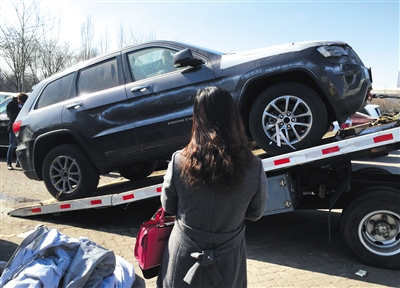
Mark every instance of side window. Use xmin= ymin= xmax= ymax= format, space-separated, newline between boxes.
xmin=77 ymin=58 xmax=118 ymax=95
xmin=127 ymin=48 xmax=177 ymax=82
xmin=0 ymin=98 xmax=11 ymax=114
xmin=35 ymin=73 xmax=74 ymax=109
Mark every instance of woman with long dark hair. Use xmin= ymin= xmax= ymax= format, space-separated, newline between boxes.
xmin=157 ymin=86 xmax=267 ymax=287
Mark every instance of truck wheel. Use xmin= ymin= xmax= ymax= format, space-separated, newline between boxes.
xmin=341 ymin=187 xmax=400 ymax=270
xmin=42 ymin=144 xmax=99 ymax=200
xmin=249 ymin=82 xmax=328 ymax=155
xmin=118 ymin=161 xmax=158 ymax=180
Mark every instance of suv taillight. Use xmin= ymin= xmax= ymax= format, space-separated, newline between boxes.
xmin=13 ymin=120 xmax=22 ymax=134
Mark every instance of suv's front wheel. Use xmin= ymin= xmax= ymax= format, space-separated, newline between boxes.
xmin=249 ymin=82 xmax=328 ymax=155
xmin=42 ymin=144 xmax=100 ymax=200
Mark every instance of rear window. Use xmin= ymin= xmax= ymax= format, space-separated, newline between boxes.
xmin=77 ymin=58 xmax=118 ymax=95
xmin=35 ymin=73 xmax=74 ymax=109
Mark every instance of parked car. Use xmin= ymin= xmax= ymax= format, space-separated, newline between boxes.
xmin=0 ymin=92 xmax=17 ymax=102
xmin=0 ymin=96 xmax=14 ymax=148
xmin=14 ymin=40 xmax=372 ymax=200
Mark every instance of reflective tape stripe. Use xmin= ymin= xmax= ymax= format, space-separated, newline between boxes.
xmin=60 ymin=204 xmax=71 ymax=209
xmin=322 ymin=146 xmax=339 ymax=155
xmin=355 ymin=139 xmax=370 ymax=147
xmin=91 ymin=199 xmax=102 ymax=205
xmin=264 ymin=128 xmax=398 ymax=172
xmin=274 ymin=158 xmax=290 ymax=165
xmin=305 ymin=150 xmax=321 ymax=159
xmin=374 ymin=133 xmax=393 ymax=143
xmin=122 ymin=194 xmax=134 ymax=201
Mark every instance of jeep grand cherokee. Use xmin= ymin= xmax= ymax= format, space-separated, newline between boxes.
xmin=14 ymin=40 xmax=372 ymax=200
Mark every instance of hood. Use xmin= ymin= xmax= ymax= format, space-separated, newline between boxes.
xmin=220 ymin=40 xmax=347 ymax=70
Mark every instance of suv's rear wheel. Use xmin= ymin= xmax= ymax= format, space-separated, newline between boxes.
xmin=249 ymin=82 xmax=328 ymax=155
xmin=42 ymin=144 xmax=99 ymax=200
xmin=118 ymin=161 xmax=158 ymax=180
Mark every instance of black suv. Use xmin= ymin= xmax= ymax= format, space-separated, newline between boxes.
xmin=14 ymin=40 xmax=372 ymax=200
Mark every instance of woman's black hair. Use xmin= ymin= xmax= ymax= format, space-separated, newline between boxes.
xmin=181 ymin=86 xmax=253 ymax=190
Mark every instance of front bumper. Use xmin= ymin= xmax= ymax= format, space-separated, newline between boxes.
xmin=325 ymin=64 xmax=372 ymax=123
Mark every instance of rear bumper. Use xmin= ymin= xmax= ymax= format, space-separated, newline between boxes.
xmin=21 ymin=168 xmax=38 ymax=180
xmin=15 ymin=142 xmax=40 ymax=181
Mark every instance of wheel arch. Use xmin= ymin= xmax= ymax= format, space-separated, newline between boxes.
xmin=341 ymin=185 xmax=400 ymax=215
xmin=238 ymin=69 xmax=336 ymax=138
xmin=32 ymin=130 xmax=100 ymax=180
xmin=338 ymin=173 xmax=400 ymax=212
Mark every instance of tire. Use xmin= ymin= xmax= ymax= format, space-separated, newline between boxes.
xmin=249 ymin=82 xmax=328 ymax=155
xmin=341 ymin=187 xmax=400 ymax=270
xmin=118 ymin=161 xmax=158 ymax=180
xmin=42 ymin=144 xmax=100 ymax=200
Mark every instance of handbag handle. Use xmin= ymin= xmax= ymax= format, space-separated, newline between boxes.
xmin=159 ymin=207 xmax=166 ymax=227
xmin=153 ymin=207 xmax=166 ymax=227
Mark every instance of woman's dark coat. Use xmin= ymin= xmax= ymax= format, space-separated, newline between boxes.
xmin=157 ymin=151 xmax=268 ymax=287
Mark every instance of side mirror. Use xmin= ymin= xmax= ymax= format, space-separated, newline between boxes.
xmin=173 ymin=49 xmax=203 ymax=68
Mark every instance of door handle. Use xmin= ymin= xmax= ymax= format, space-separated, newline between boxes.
xmin=131 ymin=85 xmax=150 ymax=92
xmin=66 ymin=102 xmax=83 ymax=109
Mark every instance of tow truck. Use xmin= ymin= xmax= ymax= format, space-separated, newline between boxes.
xmin=8 ymin=114 xmax=400 ymax=270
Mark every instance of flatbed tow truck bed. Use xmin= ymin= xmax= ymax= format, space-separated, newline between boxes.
xmin=8 ymin=115 xmax=400 ymax=270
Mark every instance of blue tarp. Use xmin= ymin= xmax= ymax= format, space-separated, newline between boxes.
xmin=0 ymin=225 xmax=135 ymax=288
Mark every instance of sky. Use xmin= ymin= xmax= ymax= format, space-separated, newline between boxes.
xmin=2 ymin=0 xmax=399 ymax=88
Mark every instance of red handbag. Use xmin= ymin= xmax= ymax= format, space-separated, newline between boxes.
xmin=134 ymin=207 xmax=175 ymax=279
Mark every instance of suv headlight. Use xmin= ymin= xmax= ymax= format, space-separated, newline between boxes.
xmin=317 ymin=46 xmax=348 ymax=58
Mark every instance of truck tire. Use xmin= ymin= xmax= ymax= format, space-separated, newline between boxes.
xmin=341 ymin=187 xmax=400 ymax=270
xmin=42 ymin=144 xmax=100 ymax=200
xmin=249 ymin=82 xmax=328 ymax=155
xmin=118 ymin=161 xmax=158 ymax=180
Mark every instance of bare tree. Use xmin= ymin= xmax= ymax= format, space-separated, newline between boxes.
xmin=26 ymin=17 xmax=76 ymax=84
xmin=129 ymin=27 xmax=156 ymax=45
xmin=117 ymin=23 xmax=126 ymax=50
xmin=78 ymin=15 xmax=98 ymax=61
xmin=0 ymin=0 xmax=71 ymax=92
xmin=98 ymin=27 xmax=110 ymax=55
xmin=0 ymin=2 xmax=157 ymax=93
xmin=0 ymin=0 xmax=44 ymax=91
xmin=117 ymin=22 xmax=156 ymax=49
xmin=30 ymin=39 xmax=75 ymax=82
